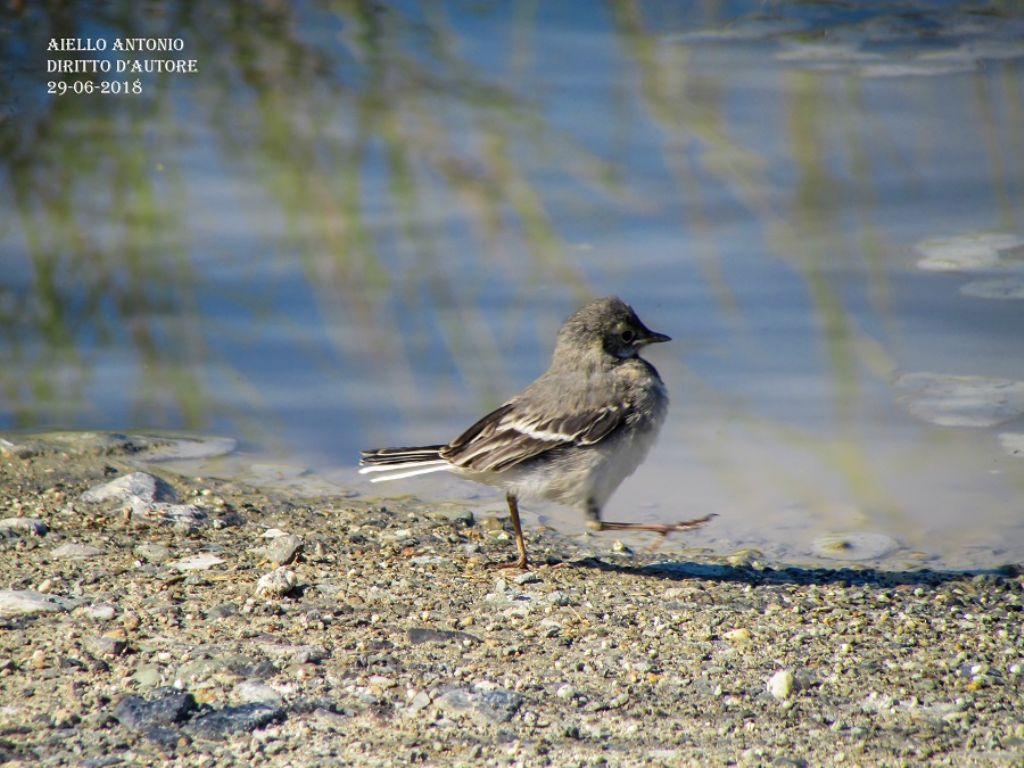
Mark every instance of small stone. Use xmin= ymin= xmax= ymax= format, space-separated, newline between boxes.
xmin=555 ymin=684 xmax=575 ymax=699
xmin=29 ymin=649 xmax=47 ymax=670
xmin=185 ymin=702 xmax=285 ymax=740
xmin=85 ymin=604 xmax=117 ymax=621
xmin=171 ymin=553 xmax=225 ymax=572
xmin=80 ymin=472 xmax=178 ymax=505
xmin=113 ymin=690 xmax=198 ymax=731
xmin=133 ymin=665 xmax=163 ymax=688
xmin=141 ymin=503 xmax=208 ymax=528
xmin=430 ymin=506 xmax=475 ymax=525
xmin=0 ymin=517 xmax=48 ymax=536
xmin=252 ymin=638 xmax=326 ymax=665
xmin=407 ymin=690 xmax=432 ymax=713
xmin=88 ymin=634 xmax=127 ymax=657
xmin=768 ymin=669 xmax=795 ymax=700
xmin=134 ymin=543 xmax=172 ymax=563
xmin=545 ymin=590 xmax=571 ymax=607
xmin=513 ymin=571 xmax=541 ymax=586
xmin=0 ymin=589 xmax=74 ymax=617
xmin=811 ymin=532 xmax=898 ymax=562
xmin=263 ymin=534 xmax=303 ymax=566
xmin=434 ymin=685 xmax=523 ymax=724
xmin=206 ymin=603 xmax=238 ymax=620
xmin=407 ymin=628 xmax=482 ymax=646
xmin=254 ymin=568 xmax=298 ymax=598
xmin=724 ymin=628 xmax=753 ymax=644
xmin=51 ymin=542 xmax=105 ymax=559
xmin=233 ymin=680 xmax=284 ymax=707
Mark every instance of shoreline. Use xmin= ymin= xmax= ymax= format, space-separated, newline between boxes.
xmin=0 ymin=433 xmax=1021 ymax=766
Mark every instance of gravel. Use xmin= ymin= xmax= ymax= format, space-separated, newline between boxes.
xmin=0 ymin=431 xmax=1022 ymax=766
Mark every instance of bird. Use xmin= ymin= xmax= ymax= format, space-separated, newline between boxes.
xmin=359 ymin=296 xmax=714 ymax=568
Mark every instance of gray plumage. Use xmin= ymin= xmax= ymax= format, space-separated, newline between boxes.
xmin=360 ymin=296 xmax=713 ymax=568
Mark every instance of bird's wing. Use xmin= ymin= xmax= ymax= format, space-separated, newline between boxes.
xmin=440 ymin=399 xmax=626 ymax=472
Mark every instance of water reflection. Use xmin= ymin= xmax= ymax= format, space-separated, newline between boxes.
xmin=1 ymin=1 xmax=1023 ymax=567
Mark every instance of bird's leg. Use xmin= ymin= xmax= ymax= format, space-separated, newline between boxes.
xmin=487 ymin=493 xmax=529 ymax=570
xmin=586 ymin=499 xmax=715 ymax=549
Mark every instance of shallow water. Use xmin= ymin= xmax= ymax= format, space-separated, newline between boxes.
xmin=2 ymin=1 xmax=1023 ymax=569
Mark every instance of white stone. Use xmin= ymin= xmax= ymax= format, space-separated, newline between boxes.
xmin=80 ymin=472 xmax=177 ymax=505
xmin=51 ymin=543 xmax=104 ymax=559
xmin=233 ymin=680 xmax=284 ymax=706
xmin=171 ymin=553 xmax=224 ymax=571
xmin=768 ymin=669 xmax=795 ymax=700
xmin=0 ymin=590 xmax=74 ymax=617
xmin=255 ymin=567 xmax=297 ymax=598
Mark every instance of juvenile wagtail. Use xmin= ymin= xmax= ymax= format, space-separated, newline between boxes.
xmin=359 ymin=296 xmax=714 ymax=568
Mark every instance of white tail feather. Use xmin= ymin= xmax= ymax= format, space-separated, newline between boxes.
xmin=359 ymin=460 xmax=448 ymax=475
xmin=365 ymin=464 xmax=452 ymax=482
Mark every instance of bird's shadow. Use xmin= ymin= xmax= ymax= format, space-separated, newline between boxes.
xmin=569 ymin=556 xmax=1015 ymax=588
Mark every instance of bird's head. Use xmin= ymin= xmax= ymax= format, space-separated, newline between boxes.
xmin=555 ymin=296 xmax=671 ymax=362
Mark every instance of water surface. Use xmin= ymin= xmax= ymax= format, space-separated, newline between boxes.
xmin=2 ymin=1 xmax=1023 ymax=569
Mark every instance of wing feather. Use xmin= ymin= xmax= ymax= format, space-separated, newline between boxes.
xmin=440 ymin=399 xmax=627 ymax=472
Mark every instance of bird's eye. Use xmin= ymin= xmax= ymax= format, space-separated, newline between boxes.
xmin=620 ymin=329 xmax=636 ymax=343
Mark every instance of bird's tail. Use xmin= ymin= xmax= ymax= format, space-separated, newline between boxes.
xmin=358 ymin=445 xmax=450 ymax=482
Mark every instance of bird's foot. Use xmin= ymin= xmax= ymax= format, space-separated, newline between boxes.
xmin=595 ymin=514 xmax=717 ymax=551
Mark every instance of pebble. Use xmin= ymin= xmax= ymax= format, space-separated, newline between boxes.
xmin=51 ymin=542 xmax=105 ymax=559
xmin=133 ymin=665 xmax=163 ymax=688
xmin=429 ymin=506 xmax=475 ymax=525
xmin=513 ymin=571 xmax=541 ymax=586
xmin=723 ymin=627 xmax=752 ymax=644
xmin=0 ymin=517 xmax=48 ymax=536
xmin=84 ymin=604 xmax=117 ymax=621
xmin=251 ymin=638 xmax=326 ymax=665
xmin=0 ymin=589 xmax=73 ymax=617
xmin=113 ymin=689 xmax=198 ymax=731
xmin=545 ymin=590 xmax=571 ymax=606
xmin=185 ymin=702 xmax=285 ymax=740
xmin=407 ymin=627 xmax=481 ymax=645
xmin=141 ymin=502 xmax=209 ymax=528
xmin=434 ymin=685 xmax=523 ymax=724
xmin=233 ymin=680 xmax=285 ymax=707
xmin=134 ymin=543 xmax=173 ymax=562
xmin=171 ymin=553 xmax=225 ymax=572
xmin=263 ymin=534 xmax=303 ymax=565
xmin=407 ymin=690 xmax=432 ymax=714
xmin=811 ymin=532 xmax=898 ymax=561
xmin=80 ymin=471 xmax=178 ymax=505
xmin=768 ymin=669 xmax=795 ymax=700
xmin=255 ymin=567 xmax=298 ymax=598
xmin=87 ymin=633 xmax=127 ymax=657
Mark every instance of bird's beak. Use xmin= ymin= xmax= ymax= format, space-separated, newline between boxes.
xmin=639 ymin=328 xmax=671 ymax=345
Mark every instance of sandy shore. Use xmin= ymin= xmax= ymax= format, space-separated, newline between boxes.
xmin=0 ymin=433 xmax=1021 ymax=766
